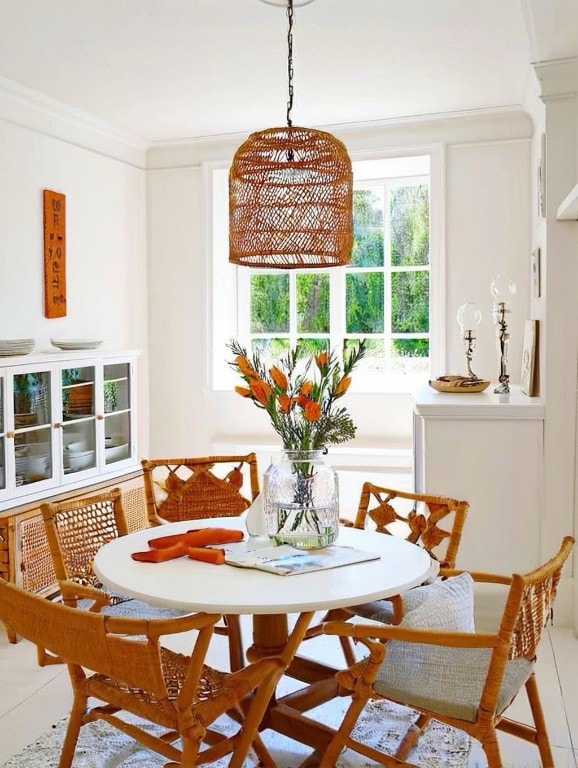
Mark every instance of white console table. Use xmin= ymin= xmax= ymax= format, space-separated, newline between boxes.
xmin=411 ymin=384 xmax=545 ymax=574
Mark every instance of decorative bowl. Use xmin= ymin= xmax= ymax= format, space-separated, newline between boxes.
xmin=429 ymin=376 xmax=491 ymax=394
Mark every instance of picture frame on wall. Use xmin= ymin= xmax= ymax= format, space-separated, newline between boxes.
xmin=520 ymin=319 xmax=538 ymax=396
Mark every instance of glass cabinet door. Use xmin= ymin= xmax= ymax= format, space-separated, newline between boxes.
xmin=61 ymin=364 xmax=97 ymax=477
xmin=0 ymin=374 xmax=5 ymax=492
xmin=13 ymin=369 xmax=54 ymax=488
xmin=102 ymin=362 xmax=132 ymax=466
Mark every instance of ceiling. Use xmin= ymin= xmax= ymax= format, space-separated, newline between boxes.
xmin=0 ymin=1 xmax=575 ymax=145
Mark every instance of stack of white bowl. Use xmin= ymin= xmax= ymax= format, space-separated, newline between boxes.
xmin=64 ymin=441 xmax=95 ymax=471
xmin=0 ymin=338 xmax=35 ymax=356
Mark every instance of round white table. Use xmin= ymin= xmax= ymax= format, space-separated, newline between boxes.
xmin=94 ymin=517 xmax=435 ymax=755
xmin=93 ymin=516 xmax=435 ymax=617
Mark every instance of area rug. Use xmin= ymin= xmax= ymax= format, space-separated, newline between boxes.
xmin=3 ymin=698 xmax=471 ymax=768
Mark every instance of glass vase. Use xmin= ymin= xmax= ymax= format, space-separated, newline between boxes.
xmin=264 ymin=449 xmax=339 ymax=549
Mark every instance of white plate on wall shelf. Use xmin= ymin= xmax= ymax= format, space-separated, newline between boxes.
xmin=51 ymin=339 xmax=103 ymax=350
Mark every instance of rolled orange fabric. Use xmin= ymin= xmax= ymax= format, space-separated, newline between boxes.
xmin=185 ymin=546 xmax=226 ymax=565
xmin=131 ymin=541 xmax=186 ymax=563
xmin=148 ymin=528 xmax=244 ymax=550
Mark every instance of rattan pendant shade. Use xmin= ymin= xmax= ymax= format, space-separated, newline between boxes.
xmin=229 ymin=0 xmax=353 ymax=269
xmin=229 ymin=125 xmax=353 ymax=268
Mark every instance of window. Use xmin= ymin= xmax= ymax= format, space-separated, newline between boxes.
xmin=208 ymin=150 xmax=442 ymax=392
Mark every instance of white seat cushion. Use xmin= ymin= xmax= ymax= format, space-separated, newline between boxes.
xmin=373 ymin=572 xmax=534 ymax=722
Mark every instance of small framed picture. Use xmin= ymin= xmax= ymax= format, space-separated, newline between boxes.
xmin=520 ymin=320 xmax=538 ymax=396
xmin=532 ymin=247 xmax=541 ymax=298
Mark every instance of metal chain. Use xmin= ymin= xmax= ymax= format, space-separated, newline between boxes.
xmin=286 ymin=0 xmax=294 ymax=127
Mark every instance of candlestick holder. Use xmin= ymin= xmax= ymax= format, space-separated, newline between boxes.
xmin=490 ymin=275 xmax=516 ymax=394
xmin=456 ymin=302 xmax=482 ymax=380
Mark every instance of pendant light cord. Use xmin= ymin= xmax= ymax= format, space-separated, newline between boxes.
xmin=286 ymin=0 xmax=294 ymax=127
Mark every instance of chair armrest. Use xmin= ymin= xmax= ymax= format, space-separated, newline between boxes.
xmin=59 ymin=580 xmax=112 ymax=612
xmin=438 ymin=567 xmax=512 ymax=586
xmin=322 ymin=619 xmax=500 ymax=650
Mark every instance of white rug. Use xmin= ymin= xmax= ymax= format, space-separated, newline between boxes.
xmin=3 ymin=698 xmax=471 ymax=768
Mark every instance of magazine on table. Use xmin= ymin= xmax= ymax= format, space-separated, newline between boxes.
xmin=224 ymin=543 xmax=380 ymax=576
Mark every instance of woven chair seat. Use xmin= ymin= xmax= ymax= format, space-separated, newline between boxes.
xmin=374 ymin=647 xmax=534 ymax=723
xmin=87 ymin=648 xmax=232 ymax=729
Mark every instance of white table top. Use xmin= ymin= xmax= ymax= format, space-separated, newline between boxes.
xmin=93 ymin=518 xmax=435 ymax=615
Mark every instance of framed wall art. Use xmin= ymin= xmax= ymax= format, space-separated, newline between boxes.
xmin=520 ymin=319 xmax=538 ymax=396
xmin=43 ymin=189 xmax=67 ymax=318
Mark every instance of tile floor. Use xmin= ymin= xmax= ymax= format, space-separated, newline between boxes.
xmin=0 ymin=616 xmax=577 ymax=767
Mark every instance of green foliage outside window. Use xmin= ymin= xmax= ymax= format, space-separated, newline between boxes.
xmin=297 ymin=273 xmax=329 ymax=333
xmin=391 ymin=185 xmax=429 ymax=267
xmin=250 ymin=274 xmax=289 ymax=333
xmin=391 ymin=271 xmax=430 ymax=333
xmin=351 ymin=189 xmax=384 ymax=268
xmin=346 ymin=273 xmax=384 ymax=333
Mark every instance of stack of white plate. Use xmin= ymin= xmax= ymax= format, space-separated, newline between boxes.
xmin=15 ymin=453 xmax=48 ymax=478
xmin=0 ymin=338 xmax=35 ymax=356
xmin=51 ymin=338 xmax=103 ymax=351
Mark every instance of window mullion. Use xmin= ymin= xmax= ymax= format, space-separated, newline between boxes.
xmin=384 ymin=182 xmax=392 ymax=372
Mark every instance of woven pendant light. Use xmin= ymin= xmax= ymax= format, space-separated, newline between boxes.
xmin=229 ymin=0 xmax=353 ymax=269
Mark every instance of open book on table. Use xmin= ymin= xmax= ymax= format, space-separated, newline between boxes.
xmin=224 ymin=544 xmax=380 ymax=576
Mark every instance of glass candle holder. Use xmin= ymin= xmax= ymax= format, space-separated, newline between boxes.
xmin=456 ymin=302 xmax=482 ymax=380
xmin=490 ymin=275 xmax=516 ymax=394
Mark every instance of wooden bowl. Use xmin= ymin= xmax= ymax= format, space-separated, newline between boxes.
xmin=429 ymin=376 xmax=491 ymax=394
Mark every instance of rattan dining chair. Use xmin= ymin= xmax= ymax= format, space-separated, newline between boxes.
xmin=141 ymin=453 xmax=260 ymax=671
xmin=317 ymin=536 xmax=574 ymax=768
xmin=39 ymin=487 xmax=183 ymax=666
xmin=0 ymin=577 xmax=315 ymax=768
xmin=304 ymin=484 xmax=469 ymax=664
xmin=141 ymin=453 xmax=260 ymax=526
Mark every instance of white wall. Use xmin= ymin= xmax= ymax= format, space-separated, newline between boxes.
xmin=0 ymin=85 xmax=150 ymax=451
xmin=146 ymin=110 xmax=532 ymax=464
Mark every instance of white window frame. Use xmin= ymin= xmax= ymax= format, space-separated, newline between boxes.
xmin=205 ymin=144 xmax=445 ymax=393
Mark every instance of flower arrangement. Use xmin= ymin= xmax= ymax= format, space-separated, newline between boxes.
xmin=227 ymin=339 xmax=367 ymax=452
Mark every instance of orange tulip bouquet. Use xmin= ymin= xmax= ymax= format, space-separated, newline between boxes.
xmin=227 ymin=339 xmax=367 ymax=547
xmin=227 ymin=339 xmax=367 ymax=452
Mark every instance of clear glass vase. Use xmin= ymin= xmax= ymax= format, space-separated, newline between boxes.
xmin=264 ymin=449 xmax=339 ymax=549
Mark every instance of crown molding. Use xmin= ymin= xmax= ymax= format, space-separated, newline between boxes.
xmin=147 ymin=106 xmax=533 ymax=170
xmin=0 ymin=76 xmax=149 ymax=169
xmin=533 ymin=57 xmax=578 ymax=100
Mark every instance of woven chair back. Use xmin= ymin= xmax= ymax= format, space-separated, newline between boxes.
xmin=354 ymin=483 xmax=469 ymax=568
xmin=141 ymin=454 xmax=260 ymax=525
xmin=502 ymin=536 xmax=574 ymax=661
xmin=41 ymin=488 xmax=128 ymax=596
xmin=0 ymin=576 xmax=216 ymax=699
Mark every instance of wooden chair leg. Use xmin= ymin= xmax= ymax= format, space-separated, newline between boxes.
xmin=4 ymin=622 xmax=17 ymax=644
xmin=225 ymin=614 xmax=245 ymax=671
xmin=481 ymin=727 xmax=503 ymax=768
xmin=394 ymin=712 xmax=431 ymax=760
xmin=318 ymin=694 xmax=369 ymax=767
xmin=37 ymin=644 xmax=64 ymax=666
xmin=525 ymin=673 xmax=555 ymax=768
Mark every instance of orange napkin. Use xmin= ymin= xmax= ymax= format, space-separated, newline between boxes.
xmin=131 ymin=527 xmax=244 ymax=564
xmin=147 ymin=527 xmax=244 ymax=549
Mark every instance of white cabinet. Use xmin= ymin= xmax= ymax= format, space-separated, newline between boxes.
xmin=0 ymin=350 xmax=139 ymax=511
xmin=411 ymin=385 xmax=545 ymax=574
